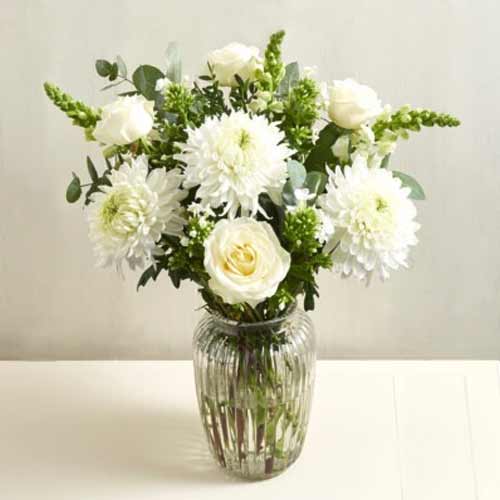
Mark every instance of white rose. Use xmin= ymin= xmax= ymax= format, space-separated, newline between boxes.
xmin=94 ymin=95 xmax=155 ymax=146
xmin=324 ymin=79 xmax=382 ymax=129
xmin=207 ymin=42 xmax=263 ymax=87
xmin=204 ymin=218 xmax=291 ymax=306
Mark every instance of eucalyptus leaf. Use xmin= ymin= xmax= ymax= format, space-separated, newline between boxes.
xmin=287 ymin=159 xmax=307 ymax=188
xmin=277 ymin=62 xmax=299 ymax=96
xmin=109 ymin=63 xmax=119 ymax=81
xmin=132 ymin=65 xmax=164 ymax=100
xmin=304 ymin=171 xmax=327 ymax=196
xmin=165 ymin=42 xmax=182 ymax=83
xmin=115 ymin=55 xmax=127 ymax=78
xmin=86 ymin=156 xmax=98 ymax=182
xmin=95 ymin=59 xmax=112 ymax=77
xmin=282 ymin=180 xmax=297 ymax=206
xmin=66 ymin=173 xmax=82 ymax=203
xmin=392 ymin=170 xmax=426 ymax=200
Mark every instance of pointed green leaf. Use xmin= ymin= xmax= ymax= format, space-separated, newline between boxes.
xmin=165 ymin=42 xmax=182 ymax=83
xmin=66 ymin=173 xmax=82 ymax=203
xmin=95 ymin=59 xmax=112 ymax=77
xmin=86 ymin=156 xmax=98 ymax=182
xmin=392 ymin=170 xmax=426 ymax=200
xmin=132 ymin=65 xmax=164 ymax=100
xmin=287 ymin=160 xmax=306 ymax=188
xmin=137 ymin=265 xmax=161 ymax=291
xmin=381 ymin=154 xmax=391 ymax=169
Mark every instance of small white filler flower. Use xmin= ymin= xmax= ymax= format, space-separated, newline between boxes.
xmin=320 ymin=156 xmax=420 ymax=280
xmin=87 ymin=155 xmax=185 ymax=272
xmin=176 ymin=111 xmax=293 ymax=217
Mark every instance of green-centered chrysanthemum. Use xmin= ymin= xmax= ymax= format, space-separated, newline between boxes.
xmin=87 ymin=155 xmax=186 ymax=272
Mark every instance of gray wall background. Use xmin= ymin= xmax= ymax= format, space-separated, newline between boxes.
xmin=1 ymin=0 xmax=499 ymax=360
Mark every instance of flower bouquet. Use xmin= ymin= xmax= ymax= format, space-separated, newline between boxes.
xmin=44 ymin=30 xmax=459 ymax=479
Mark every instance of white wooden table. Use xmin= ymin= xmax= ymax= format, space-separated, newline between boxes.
xmin=1 ymin=361 xmax=499 ymax=499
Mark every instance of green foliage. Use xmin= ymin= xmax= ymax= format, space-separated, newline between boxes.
xmin=191 ymin=78 xmax=228 ymax=119
xmin=277 ymin=62 xmax=300 ymax=97
xmin=392 ymin=170 xmax=426 ymax=200
xmin=162 ymin=216 xmax=215 ymax=292
xmin=305 ymin=122 xmax=345 ymax=171
xmin=279 ymin=205 xmax=333 ymax=311
xmin=66 ymin=173 xmax=82 ymax=203
xmin=86 ymin=156 xmax=98 ymax=182
xmin=373 ymin=106 xmax=460 ymax=140
xmin=95 ymin=59 xmax=113 ymax=77
xmin=265 ymin=286 xmax=296 ymax=318
xmin=165 ymin=42 xmax=182 ymax=83
xmin=43 ymin=82 xmax=100 ymax=129
xmin=229 ymin=75 xmax=258 ymax=112
xmin=83 ymin=156 xmax=112 ymax=205
xmin=95 ymin=56 xmax=128 ymax=91
xmin=137 ymin=264 xmax=162 ymax=290
xmin=282 ymin=160 xmax=327 ymax=207
xmin=147 ymin=83 xmax=199 ymax=170
xmin=132 ymin=65 xmax=164 ymax=100
xmin=279 ymin=78 xmax=320 ymax=158
xmin=115 ymin=56 xmax=127 ymax=78
xmin=287 ymin=160 xmax=307 ymax=188
xmin=285 ymin=251 xmax=332 ymax=312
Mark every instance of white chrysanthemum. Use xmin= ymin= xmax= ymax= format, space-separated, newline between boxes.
xmin=175 ymin=111 xmax=293 ymax=217
xmin=319 ymin=156 xmax=420 ymax=280
xmin=87 ymin=155 xmax=186 ymax=272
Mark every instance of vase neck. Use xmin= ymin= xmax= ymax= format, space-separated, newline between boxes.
xmin=208 ymin=304 xmax=298 ymax=336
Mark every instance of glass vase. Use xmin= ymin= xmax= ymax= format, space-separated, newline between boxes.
xmin=192 ymin=305 xmax=316 ymax=480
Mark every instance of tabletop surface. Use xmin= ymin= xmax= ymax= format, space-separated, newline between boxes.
xmin=1 ymin=360 xmax=499 ymax=499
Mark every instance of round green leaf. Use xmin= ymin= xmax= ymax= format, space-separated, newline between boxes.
xmin=392 ymin=170 xmax=426 ymax=200
xmin=132 ymin=65 xmax=164 ymax=100
xmin=287 ymin=160 xmax=307 ymax=188
xmin=95 ymin=59 xmax=112 ymax=77
xmin=66 ymin=173 xmax=82 ymax=203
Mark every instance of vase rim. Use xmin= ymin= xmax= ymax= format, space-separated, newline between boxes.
xmin=206 ymin=301 xmax=298 ymax=332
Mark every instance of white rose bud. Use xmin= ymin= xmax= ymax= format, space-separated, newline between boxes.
xmin=332 ymin=135 xmax=351 ymax=163
xmin=204 ymin=218 xmax=291 ymax=306
xmin=207 ymin=42 xmax=263 ymax=87
xmin=325 ymin=79 xmax=382 ymax=130
xmin=94 ymin=95 xmax=155 ymax=146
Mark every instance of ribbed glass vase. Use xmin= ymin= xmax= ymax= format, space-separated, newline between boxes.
xmin=192 ymin=305 xmax=316 ymax=480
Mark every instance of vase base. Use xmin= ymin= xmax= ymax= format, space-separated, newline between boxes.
xmin=211 ymin=449 xmax=302 ymax=481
